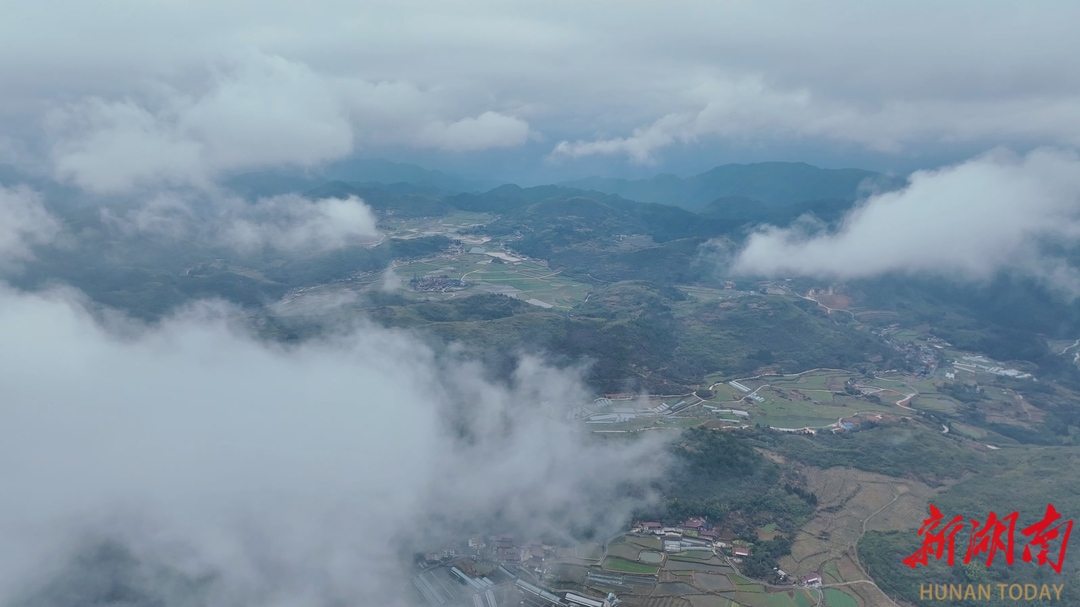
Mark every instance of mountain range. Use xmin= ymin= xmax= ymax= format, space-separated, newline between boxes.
xmin=561 ymin=161 xmax=906 ymax=207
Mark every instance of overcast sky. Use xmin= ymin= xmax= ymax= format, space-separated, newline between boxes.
xmin=2 ymin=1 xmax=1079 ymax=184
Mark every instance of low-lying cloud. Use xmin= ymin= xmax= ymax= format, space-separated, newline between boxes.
xmin=731 ymin=148 xmax=1080 ymax=293
xmin=551 ymin=77 xmax=1080 ymax=163
xmin=0 ymin=285 xmax=669 ymax=606
xmin=0 ymin=185 xmax=60 ymax=267
xmin=46 ymin=55 xmax=352 ymax=193
xmin=102 ymin=191 xmax=381 ymax=254
xmin=221 ymin=194 xmax=380 ymax=253
xmin=47 ymin=53 xmax=530 ymax=193
xmin=419 ymin=111 xmax=530 ymax=152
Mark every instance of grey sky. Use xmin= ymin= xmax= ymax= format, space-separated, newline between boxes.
xmin=1 ymin=1 xmax=1078 ymax=185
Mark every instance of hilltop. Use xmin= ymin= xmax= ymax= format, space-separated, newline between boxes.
xmin=562 ymin=161 xmax=905 ymax=207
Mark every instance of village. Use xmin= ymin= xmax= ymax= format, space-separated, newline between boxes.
xmin=411 ymin=515 xmax=827 ymax=607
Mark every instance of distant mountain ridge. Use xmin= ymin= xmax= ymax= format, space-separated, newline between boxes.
xmin=561 ymin=161 xmax=906 ymax=207
xmin=224 ymin=157 xmax=481 ymax=199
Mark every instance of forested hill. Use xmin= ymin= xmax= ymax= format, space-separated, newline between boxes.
xmin=561 ymin=161 xmax=905 ymax=207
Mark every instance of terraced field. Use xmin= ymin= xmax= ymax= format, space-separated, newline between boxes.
xmin=823 ymin=588 xmax=859 ymax=607
xmin=603 ymin=556 xmax=661 ymax=574
xmin=569 ymin=533 xmax=828 ymax=607
xmin=776 ymin=466 xmax=939 ymax=607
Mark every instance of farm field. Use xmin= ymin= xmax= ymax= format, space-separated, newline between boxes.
xmin=393 ymin=254 xmax=592 ymax=308
xmin=667 ymin=550 xmax=714 ymax=562
xmin=572 ymin=534 xmax=822 ymax=607
xmin=765 ymin=591 xmax=817 ymax=607
xmin=697 ymin=370 xmax=901 ymax=429
xmin=627 ymin=536 xmax=664 ymax=550
xmin=665 ymin=561 xmax=735 ymax=574
xmin=823 ymin=589 xmax=858 ymax=607
xmin=823 ymin=562 xmax=842 ymax=584
xmin=756 ymin=523 xmax=780 ymax=541
xmin=608 ymin=541 xmax=644 ymax=561
xmin=561 ymin=544 xmax=604 ymax=561
xmin=706 ymin=382 xmax=749 ymax=402
xmin=379 ymin=211 xmax=495 ymax=237
xmin=685 ymin=596 xmax=734 ymax=607
xmin=777 ymin=466 xmax=938 ymax=607
xmin=732 ymin=590 xmax=767 ymax=607
xmin=678 ymin=285 xmax=741 ymax=301
xmin=885 ymin=328 xmax=922 ymax=343
xmin=691 ymin=574 xmax=734 ymax=592
xmin=780 ymin=466 xmax=935 ymax=579
xmin=767 ymin=370 xmax=852 ymax=391
xmin=603 ymin=556 xmax=660 ymax=574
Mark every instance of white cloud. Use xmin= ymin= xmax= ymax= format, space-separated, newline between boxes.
xmin=0 ymin=285 xmax=669 ymax=605
xmin=46 ymin=55 xmax=354 ymax=193
xmin=100 ymin=190 xmax=381 ymax=254
xmin=0 ymin=185 xmax=60 ymax=266
xmin=420 ymin=111 xmax=530 ymax=151
xmin=552 ymin=77 xmax=1080 ymax=162
xmin=46 ymin=53 xmax=531 ymax=193
xmin=2 ymin=2 xmax=1078 ymax=174
xmin=731 ymin=148 xmax=1080 ymax=293
xmin=380 ymin=266 xmax=403 ymax=292
xmin=222 ymin=194 xmax=380 ymax=253
xmin=49 ymin=98 xmax=214 ymax=192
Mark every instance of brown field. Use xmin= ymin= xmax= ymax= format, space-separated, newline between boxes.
xmin=815 ymin=294 xmax=853 ymax=309
xmin=608 ymin=541 xmax=644 ymax=561
xmin=839 ymin=581 xmax=904 ymax=607
xmin=782 ymin=467 xmax=937 ymax=579
xmin=653 ymin=583 xmax=701 ymax=597
xmin=686 ymin=596 xmax=733 ymax=607
xmin=692 ymin=573 xmax=735 ymax=592
xmin=659 ymin=571 xmax=696 ymax=584
xmin=780 ymin=467 xmax=943 ymax=607
xmin=619 ymin=598 xmax=691 ymax=607
xmin=628 ymin=535 xmax=665 ymax=550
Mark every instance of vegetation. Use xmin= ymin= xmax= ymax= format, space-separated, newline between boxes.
xmin=20 ymin=161 xmax=1080 ymax=607
xmin=747 ymin=422 xmax=1000 ymax=486
xmin=359 ymin=280 xmax=890 ymax=393
xmin=601 ymin=556 xmax=659 ymax=574
xmin=625 ymin=427 xmax=818 ymax=579
xmin=560 ymin=161 xmax=903 ymax=207
xmin=859 ymin=446 xmax=1080 ymax=606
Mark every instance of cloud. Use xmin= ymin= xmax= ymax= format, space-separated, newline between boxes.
xmin=3 ymin=3 xmax=1079 ymax=175
xmin=0 ymin=285 xmax=669 ymax=605
xmin=100 ymin=191 xmax=380 ymax=254
xmin=552 ymin=112 xmax=690 ymax=164
xmin=221 ymin=194 xmax=380 ymax=253
xmin=46 ymin=53 xmax=531 ymax=193
xmin=731 ymin=148 xmax=1080 ymax=292
xmin=380 ymin=267 xmax=403 ymax=292
xmin=552 ymin=77 xmax=1080 ymax=163
xmin=47 ymin=55 xmax=354 ymax=193
xmin=0 ymin=185 xmax=60 ymax=267
xmin=419 ymin=111 xmax=530 ymax=151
